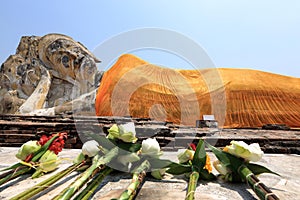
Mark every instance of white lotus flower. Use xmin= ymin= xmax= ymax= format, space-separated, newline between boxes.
xmin=119 ymin=122 xmax=136 ymax=135
xmin=82 ymin=140 xmax=100 ymax=157
xmin=107 ymin=122 xmax=137 ymax=143
xmin=225 ymin=141 xmax=264 ymax=162
xmin=141 ymin=138 xmax=162 ymax=157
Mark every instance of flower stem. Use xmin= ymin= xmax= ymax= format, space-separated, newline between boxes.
xmin=118 ymin=160 xmax=150 ymax=200
xmin=10 ymin=162 xmax=85 ymax=200
xmin=73 ymin=167 xmax=113 ymax=200
xmin=53 ymin=160 xmax=102 ymax=200
xmin=0 ymin=163 xmax=22 ymax=173
xmin=238 ymin=165 xmax=280 ymax=200
xmin=185 ymin=171 xmax=199 ymax=200
xmin=54 ymin=147 xmax=118 ymax=200
xmin=0 ymin=166 xmax=31 ymax=186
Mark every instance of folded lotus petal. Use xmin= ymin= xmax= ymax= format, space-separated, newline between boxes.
xmin=16 ymin=140 xmax=41 ymax=161
xmin=151 ymin=168 xmax=166 ymax=180
xmin=213 ymin=160 xmax=229 ymax=175
xmin=177 ymin=149 xmax=194 ymax=164
xmin=38 ymin=150 xmax=59 ymax=172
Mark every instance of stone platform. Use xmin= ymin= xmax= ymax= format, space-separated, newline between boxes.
xmin=0 ymin=147 xmax=299 ymax=200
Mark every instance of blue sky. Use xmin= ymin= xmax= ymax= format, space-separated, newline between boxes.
xmin=0 ymin=0 xmax=299 ymax=77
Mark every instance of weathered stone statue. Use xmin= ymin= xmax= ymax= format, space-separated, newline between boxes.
xmin=0 ymin=33 xmax=102 ymax=115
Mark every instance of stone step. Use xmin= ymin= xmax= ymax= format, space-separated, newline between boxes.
xmin=0 ymin=115 xmax=299 ymax=153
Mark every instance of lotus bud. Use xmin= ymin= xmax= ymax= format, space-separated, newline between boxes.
xmin=82 ymin=140 xmax=100 ymax=157
xmin=16 ymin=140 xmax=41 ymax=161
xmin=141 ymin=138 xmax=162 ymax=157
xmin=225 ymin=141 xmax=263 ymax=162
xmin=151 ymin=169 xmax=166 ymax=180
xmin=213 ymin=160 xmax=229 ymax=175
xmin=107 ymin=123 xmax=138 ymax=143
xmin=118 ymin=122 xmax=138 ymax=143
xmin=177 ymin=149 xmax=194 ymax=164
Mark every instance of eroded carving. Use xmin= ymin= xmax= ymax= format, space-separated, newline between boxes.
xmin=0 ymin=33 xmax=102 ymax=115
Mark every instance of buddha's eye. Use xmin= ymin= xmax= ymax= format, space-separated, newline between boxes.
xmin=61 ymin=55 xmax=69 ymax=68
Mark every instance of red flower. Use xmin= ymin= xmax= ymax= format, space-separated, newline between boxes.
xmin=189 ymin=143 xmax=196 ymax=151
xmin=38 ymin=132 xmax=68 ymax=154
xmin=24 ymin=154 xmax=34 ymax=162
xmin=39 ymin=135 xmax=49 ymax=146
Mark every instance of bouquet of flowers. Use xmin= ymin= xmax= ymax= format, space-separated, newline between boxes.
xmin=10 ymin=123 xmax=141 ymax=200
xmin=56 ymin=123 xmax=173 ymax=200
xmin=7 ymin=125 xmax=282 ymax=200
xmin=53 ymin=122 xmax=142 ymax=200
xmin=167 ymin=140 xmax=215 ymax=200
xmin=0 ymin=132 xmax=67 ymax=187
xmin=116 ymin=137 xmax=167 ymax=200
xmin=207 ymin=140 xmax=280 ymax=200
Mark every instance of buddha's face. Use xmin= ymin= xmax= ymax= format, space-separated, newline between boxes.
xmin=40 ymin=35 xmax=99 ymax=91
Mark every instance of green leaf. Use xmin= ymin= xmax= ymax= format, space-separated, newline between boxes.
xmin=192 ymin=139 xmax=206 ymax=173
xmin=166 ymin=163 xmax=191 ymax=175
xmin=206 ymin=142 xmax=231 ymax=167
xmin=247 ymin=163 xmax=280 ymax=176
xmin=224 ymin=172 xmax=243 ymax=183
xmin=199 ymin=170 xmax=216 ymax=181
xmin=83 ymin=131 xmax=115 ymax=150
xmin=116 ymin=142 xmax=141 ymax=153
xmin=146 ymin=158 xmax=173 ymax=170
xmin=84 ymin=131 xmax=141 ymax=153
xmin=223 ymin=151 xmax=245 ymax=171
